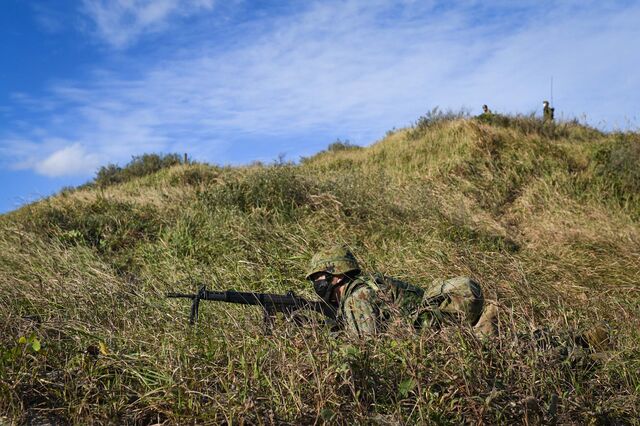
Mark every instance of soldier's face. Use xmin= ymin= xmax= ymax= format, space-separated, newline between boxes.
xmin=310 ymin=273 xmax=347 ymax=303
xmin=311 ymin=273 xmax=333 ymax=302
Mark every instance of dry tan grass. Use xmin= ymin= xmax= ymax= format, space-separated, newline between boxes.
xmin=1 ymin=116 xmax=639 ymax=424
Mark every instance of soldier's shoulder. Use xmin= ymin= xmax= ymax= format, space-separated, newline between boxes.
xmin=346 ymin=274 xmax=375 ymax=290
xmin=344 ymin=273 xmax=419 ymax=295
xmin=340 ymin=284 xmax=378 ymax=314
xmin=349 ymin=284 xmax=377 ymax=299
xmin=342 ymin=276 xmax=377 ymax=299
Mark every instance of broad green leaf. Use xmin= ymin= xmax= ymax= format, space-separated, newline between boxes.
xmin=31 ymin=338 xmax=41 ymax=352
xmin=320 ymin=408 xmax=335 ymax=421
xmin=399 ymin=378 xmax=417 ymax=398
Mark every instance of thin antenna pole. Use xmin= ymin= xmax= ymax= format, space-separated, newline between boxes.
xmin=550 ymin=76 xmax=554 ymax=106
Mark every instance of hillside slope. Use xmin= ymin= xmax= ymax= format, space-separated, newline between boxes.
xmin=1 ymin=116 xmax=639 ymax=424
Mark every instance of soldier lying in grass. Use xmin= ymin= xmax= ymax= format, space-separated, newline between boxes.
xmin=305 ymin=245 xmax=610 ymax=359
xmin=305 ymin=245 xmax=498 ymax=337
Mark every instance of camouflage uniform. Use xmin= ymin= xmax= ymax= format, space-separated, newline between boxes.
xmin=543 ymin=101 xmax=555 ymax=122
xmin=339 ymin=274 xmax=484 ymax=336
xmin=306 ymin=247 xmax=611 ymax=360
xmin=476 ymin=105 xmax=496 ymax=123
xmin=306 ymin=246 xmax=486 ymax=336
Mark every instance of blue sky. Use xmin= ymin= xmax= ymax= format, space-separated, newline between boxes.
xmin=1 ymin=0 xmax=639 ymax=213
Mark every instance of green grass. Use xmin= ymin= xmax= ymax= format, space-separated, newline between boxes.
xmin=1 ymin=114 xmax=639 ymax=424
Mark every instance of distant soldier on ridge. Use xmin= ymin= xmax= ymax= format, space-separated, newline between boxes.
xmin=477 ymin=104 xmax=493 ymax=121
xmin=543 ymin=100 xmax=555 ymax=122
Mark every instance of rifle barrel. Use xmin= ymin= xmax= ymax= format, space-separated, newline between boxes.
xmin=166 ymin=292 xmax=196 ymax=299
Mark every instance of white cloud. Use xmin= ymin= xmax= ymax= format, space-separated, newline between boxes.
xmin=34 ymin=144 xmax=101 ymax=177
xmin=81 ymin=0 xmax=215 ymax=48
xmin=3 ymin=0 xmax=640 ymax=178
xmin=79 ymin=1 xmax=640 ymax=131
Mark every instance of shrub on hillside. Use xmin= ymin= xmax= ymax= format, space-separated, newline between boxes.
xmin=608 ymin=135 xmax=640 ymax=183
xmin=328 ymin=172 xmax=409 ymax=223
xmin=478 ymin=113 xmax=559 ymax=138
xmin=198 ymin=166 xmax=320 ymax=218
xmin=326 ymin=139 xmax=362 ymax=152
xmin=407 ymin=108 xmax=470 ymax=139
xmin=22 ymin=197 xmax=162 ymax=271
xmin=94 ymin=153 xmax=186 ymax=187
xmin=301 ymin=139 xmax=363 ymax=163
xmin=476 ymin=113 xmax=602 ymax=141
xmin=169 ymin=165 xmax=221 ymax=186
xmin=592 ymin=134 xmax=640 ymax=213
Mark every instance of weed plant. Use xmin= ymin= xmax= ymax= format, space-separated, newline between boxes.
xmin=93 ymin=153 xmax=188 ymax=188
xmin=1 ymin=115 xmax=639 ymax=424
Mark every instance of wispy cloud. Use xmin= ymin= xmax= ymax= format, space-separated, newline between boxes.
xmin=3 ymin=0 xmax=640 ymax=178
xmin=35 ymin=144 xmax=101 ymax=177
xmin=81 ymin=0 xmax=215 ymax=48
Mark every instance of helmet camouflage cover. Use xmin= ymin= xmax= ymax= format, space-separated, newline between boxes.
xmin=306 ymin=245 xmax=361 ymax=280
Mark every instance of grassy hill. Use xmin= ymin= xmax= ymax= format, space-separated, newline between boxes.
xmin=1 ymin=114 xmax=639 ymax=424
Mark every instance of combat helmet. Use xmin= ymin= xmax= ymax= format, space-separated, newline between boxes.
xmin=306 ymin=245 xmax=360 ymax=280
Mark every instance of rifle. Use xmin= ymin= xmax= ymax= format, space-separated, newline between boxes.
xmin=167 ymin=286 xmax=337 ymax=328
